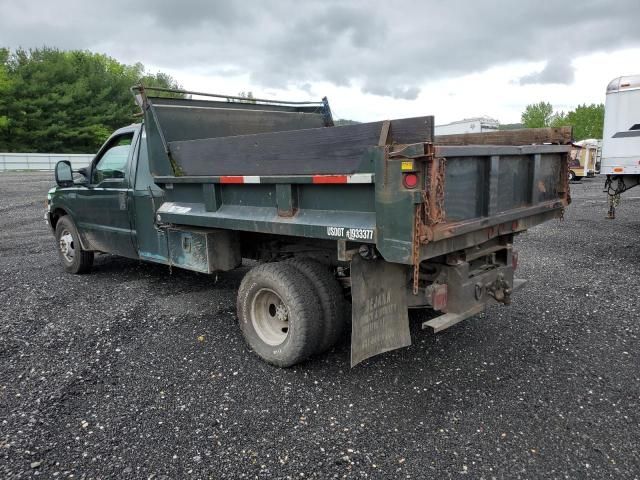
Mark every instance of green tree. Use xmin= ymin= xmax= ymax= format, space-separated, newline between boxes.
xmin=550 ymin=111 xmax=568 ymax=127
xmin=0 ymin=47 xmax=182 ymax=153
xmin=0 ymin=48 xmax=12 ymax=133
xmin=521 ymin=101 xmax=554 ymax=128
xmin=140 ymin=68 xmax=184 ymax=97
xmin=521 ymin=101 xmax=605 ymax=141
xmin=554 ymin=104 xmax=604 ymax=140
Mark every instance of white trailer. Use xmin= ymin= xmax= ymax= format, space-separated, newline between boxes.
xmin=434 ymin=117 xmax=499 ymax=136
xmin=602 ymin=75 xmax=640 ymax=217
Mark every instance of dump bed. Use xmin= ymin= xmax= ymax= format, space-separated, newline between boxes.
xmin=137 ymin=87 xmax=571 ymax=268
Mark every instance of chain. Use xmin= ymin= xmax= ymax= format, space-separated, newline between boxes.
xmin=421 ymin=185 xmax=431 ymax=224
xmin=610 ymin=192 xmax=621 ymax=207
xmin=558 ymin=154 xmax=572 ymax=221
xmin=412 ymin=155 xmax=446 ymax=295
xmin=433 ymin=157 xmax=446 ymax=223
xmin=412 ymin=203 xmax=422 ymax=295
xmin=421 ymin=156 xmax=446 ymax=225
xmin=607 ymin=192 xmax=620 ymax=219
xmin=564 ymin=160 xmax=572 ymax=206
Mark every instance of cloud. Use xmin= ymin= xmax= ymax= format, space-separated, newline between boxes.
xmin=2 ymin=0 xmax=640 ymax=99
xmin=362 ymin=82 xmax=421 ymax=100
xmin=519 ymin=59 xmax=576 ymax=85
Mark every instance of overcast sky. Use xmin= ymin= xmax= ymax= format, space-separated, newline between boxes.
xmin=2 ymin=0 xmax=640 ymax=123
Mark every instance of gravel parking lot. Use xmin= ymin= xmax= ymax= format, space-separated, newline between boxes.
xmin=1 ymin=172 xmax=639 ymax=479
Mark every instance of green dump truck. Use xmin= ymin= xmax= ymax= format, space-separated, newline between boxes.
xmin=47 ymin=86 xmax=572 ymax=367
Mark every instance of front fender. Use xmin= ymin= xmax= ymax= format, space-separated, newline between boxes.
xmin=47 ymin=187 xmax=92 ymax=251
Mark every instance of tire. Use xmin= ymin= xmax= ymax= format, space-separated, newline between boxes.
xmin=55 ymin=216 xmax=94 ymax=274
xmin=568 ymin=170 xmax=576 ymax=181
xmin=237 ymin=262 xmax=323 ymax=367
xmin=285 ymin=258 xmax=347 ymax=354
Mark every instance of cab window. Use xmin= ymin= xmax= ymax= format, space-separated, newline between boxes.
xmin=92 ymin=134 xmax=134 ymax=184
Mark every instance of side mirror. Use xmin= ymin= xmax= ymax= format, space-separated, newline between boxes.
xmin=76 ymin=166 xmax=89 ymax=179
xmin=55 ymin=160 xmax=74 ymax=188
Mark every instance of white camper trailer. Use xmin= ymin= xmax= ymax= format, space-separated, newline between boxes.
xmin=602 ymin=75 xmax=640 ymax=217
xmin=569 ymin=140 xmax=600 ymax=181
xmin=435 ymin=117 xmax=499 ymax=136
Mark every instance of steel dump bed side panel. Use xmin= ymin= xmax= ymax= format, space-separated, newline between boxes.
xmin=143 ymin=94 xmax=334 ymax=177
xmin=154 ymin=174 xmax=379 ymax=242
xmin=440 ymin=145 xmax=566 ymax=221
xmin=153 ymin=143 xmax=571 ymax=265
xmin=157 ymin=202 xmax=377 ymax=239
xmin=168 ymin=117 xmax=433 ymax=176
xmin=147 ymin=96 xmax=330 ymax=142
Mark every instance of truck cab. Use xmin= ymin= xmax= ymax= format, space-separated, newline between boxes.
xmin=48 ymin=123 xmax=172 ymax=268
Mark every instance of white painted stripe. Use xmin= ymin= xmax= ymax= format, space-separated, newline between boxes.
xmin=243 ymin=176 xmax=261 ymax=183
xmin=346 ymin=173 xmax=374 ymax=184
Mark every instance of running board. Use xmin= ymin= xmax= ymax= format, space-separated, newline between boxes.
xmin=422 ymin=278 xmax=528 ymax=333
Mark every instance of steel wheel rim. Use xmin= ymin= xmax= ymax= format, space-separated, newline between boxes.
xmin=251 ymin=288 xmax=289 ymax=346
xmin=59 ymin=229 xmax=75 ymax=262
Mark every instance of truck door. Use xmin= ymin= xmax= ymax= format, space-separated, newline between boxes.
xmin=74 ymin=131 xmax=138 ymax=258
xmin=130 ymin=130 xmax=170 ymax=264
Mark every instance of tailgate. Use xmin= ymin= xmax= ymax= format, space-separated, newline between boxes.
xmin=373 ymin=142 xmax=572 ymax=266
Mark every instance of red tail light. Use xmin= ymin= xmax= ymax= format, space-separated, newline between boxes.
xmin=432 ymin=284 xmax=448 ymax=311
xmin=403 ymin=173 xmax=418 ymax=189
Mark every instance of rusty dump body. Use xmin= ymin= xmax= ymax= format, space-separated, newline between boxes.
xmin=47 ymin=85 xmax=572 ymax=365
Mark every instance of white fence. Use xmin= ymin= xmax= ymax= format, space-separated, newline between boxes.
xmin=0 ymin=153 xmax=94 ymax=172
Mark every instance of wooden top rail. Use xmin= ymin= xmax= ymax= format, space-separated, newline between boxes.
xmin=435 ymin=126 xmax=573 ymax=146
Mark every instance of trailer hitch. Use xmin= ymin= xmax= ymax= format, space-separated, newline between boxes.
xmin=486 ymin=273 xmax=512 ymax=305
xmin=603 ymin=175 xmax=640 ymax=219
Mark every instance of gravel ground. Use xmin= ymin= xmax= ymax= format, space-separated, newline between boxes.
xmin=1 ymin=172 xmax=639 ymax=479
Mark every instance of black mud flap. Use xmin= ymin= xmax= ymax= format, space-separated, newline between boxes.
xmin=350 ymin=255 xmax=411 ymax=367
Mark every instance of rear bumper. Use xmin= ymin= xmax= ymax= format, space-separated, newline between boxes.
xmin=422 ymin=278 xmax=526 ymax=332
xmin=601 ymin=157 xmax=640 ymax=175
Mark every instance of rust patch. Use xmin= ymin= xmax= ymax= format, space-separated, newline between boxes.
xmin=537 ymin=180 xmax=547 ymax=193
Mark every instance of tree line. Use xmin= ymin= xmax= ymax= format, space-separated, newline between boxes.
xmin=0 ymin=47 xmax=606 ymax=152
xmin=520 ymin=101 xmax=604 ymax=141
xmin=0 ymin=47 xmax=181 ymax=153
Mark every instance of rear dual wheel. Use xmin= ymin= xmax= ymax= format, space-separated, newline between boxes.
xmin=237 ymin=259 xmax=347 ymax=367
xmin=285 ymin=258 xmax=347 ymax=353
